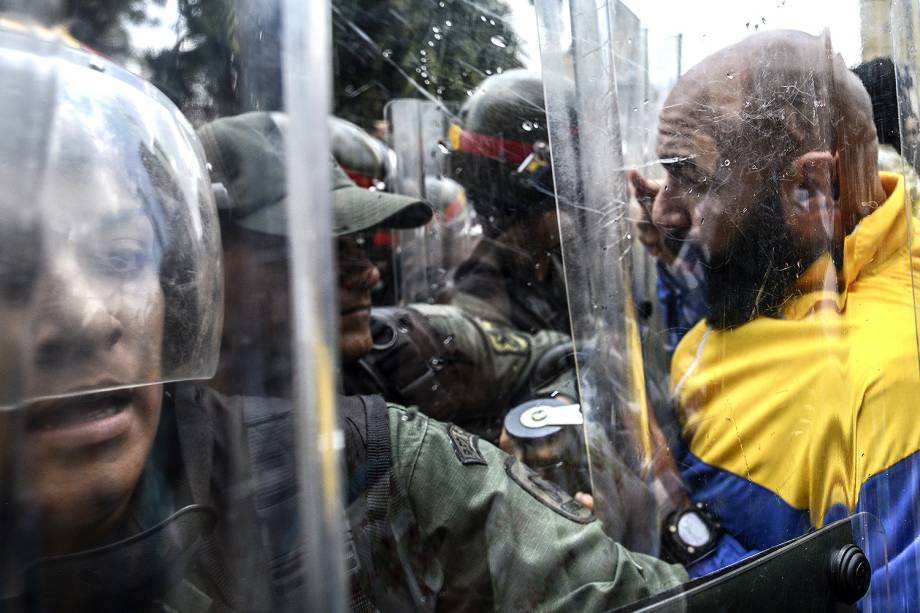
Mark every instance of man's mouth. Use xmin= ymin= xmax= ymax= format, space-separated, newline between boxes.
xmin=340 ymin=304 xmax=371 ymax=317
xmin=26 ymin=390 xmax=133 ymax=442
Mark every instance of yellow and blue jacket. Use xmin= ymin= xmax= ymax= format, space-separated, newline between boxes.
xmin=672 ymin=173 xmax=920 ymax=610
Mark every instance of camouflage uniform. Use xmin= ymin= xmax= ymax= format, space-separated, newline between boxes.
xmin=343 ymin=302 xmax=576 ymax=439
xmin=200 ymin=113 xmax=687 ymax=611
xmin=341 ymin=394 xmax=688 ymax=612
xmin=449 ymin=239 xmax=571 ymax=336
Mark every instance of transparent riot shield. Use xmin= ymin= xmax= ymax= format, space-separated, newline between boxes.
xmin=614 ymin=513 xmax=887 ymax=612
xmin=0 ymin=2 xmax=344 ymax=610
xmin=534 ymin=0 xmax=920 ymax=609
xmin=385 ymin=98 xmax=451 ymax=304
xmin=536 ymin=0 xmax=670 ymax=557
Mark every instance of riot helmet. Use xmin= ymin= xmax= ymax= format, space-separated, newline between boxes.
xmin=331 ymin=115 xmax=393 ymax=190
xmin=423 ymin=175 xmax=468 ymax=221
xmin=448 ymin=69 xmax=559 ymax=236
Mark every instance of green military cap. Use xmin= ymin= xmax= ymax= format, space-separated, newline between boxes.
xmin=198 ymin=111 xmax=432 ymax=236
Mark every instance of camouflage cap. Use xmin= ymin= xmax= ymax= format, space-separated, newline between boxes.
xmin=198 ymin=111 xmax=432 ymax=236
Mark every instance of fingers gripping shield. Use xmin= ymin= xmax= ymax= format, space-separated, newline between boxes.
xmin=0 ymin=25 xmax=222 ymax=408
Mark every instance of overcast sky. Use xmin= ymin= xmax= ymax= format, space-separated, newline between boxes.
xmin=622 ymin=0 xmax=863 ymax=68
xmin=508 ymin=0 xmax=864 ymax=71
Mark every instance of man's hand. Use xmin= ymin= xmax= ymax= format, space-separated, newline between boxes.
xmin=574 ymin=492 xmax=595 ymax=512
xmin=629 ymin=170 xmax=679 ymax=265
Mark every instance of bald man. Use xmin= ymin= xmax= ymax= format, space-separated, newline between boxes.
xmin=634 ymin=31 xmax=920 ymax=609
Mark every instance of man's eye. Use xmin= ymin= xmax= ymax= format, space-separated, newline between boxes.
xmin=92 ymin=241 xmax=154 ymax=277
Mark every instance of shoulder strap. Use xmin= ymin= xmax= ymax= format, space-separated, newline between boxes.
xmin=236 ymin=393 xmax=307 ymax=610
xmin=343 ymin=395 xmax=440 ymax=612
xmin=359 ymin=394 xmax=392 ymax=560
xmin=339 ymin=394 xmax=393 ymax=613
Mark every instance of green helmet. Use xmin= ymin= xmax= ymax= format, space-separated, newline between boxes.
xmin=330 ymin=116 xmax=393 ymax=189
xmin=198 ymin=112 xmax=431 ymax=237
xmin=448 ymin=70 xmax=560 ymax=235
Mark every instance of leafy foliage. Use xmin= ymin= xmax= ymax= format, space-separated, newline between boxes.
xmin=63 ymin=0 xmax=166 ymax=58
xmin=60 ymin=0 xmax=524 ymax=128
xmin=332 ymin=0 xmax=525 ymax=129
xmin=143 ymin=0 xmax=245 ymax=123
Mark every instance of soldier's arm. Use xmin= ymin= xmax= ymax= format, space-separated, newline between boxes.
xmin=406 ymin=303 xmax=576 ymax=411
xmin=389 ymin=404 xmax=688 ymax=612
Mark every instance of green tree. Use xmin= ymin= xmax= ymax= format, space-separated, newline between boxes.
xmin=63 ymin=0 xmax=165 ymax=59
xmin=333 ymin=0 xmax=525 ymax=129
xmin=144 ymin=0 xmax=283 ymax=124
xmin=63 ymin=0 xmax=278 ymax=124
xmin=59 ymin=0 xmax=524 ymax=127
xmin=143 ymin=0 xmax=244 ymax=123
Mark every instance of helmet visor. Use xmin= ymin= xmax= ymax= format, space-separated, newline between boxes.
xmin=0 ymin=26 xmax=222 ymax=407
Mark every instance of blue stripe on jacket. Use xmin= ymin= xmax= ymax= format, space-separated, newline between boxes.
xmin=676 ymin=442 xmax=920 ymax=610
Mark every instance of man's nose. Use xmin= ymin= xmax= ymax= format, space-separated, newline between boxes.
xmin=341 ymin=259 xmax=381 ymax=292
xmin=651 ymin=185 xmax=692 ymax=232
xmin=30 ymin=258 xmax=123 ymax=371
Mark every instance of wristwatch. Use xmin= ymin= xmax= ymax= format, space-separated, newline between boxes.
xmin=662 ymin=501 xmax=721 ymax=565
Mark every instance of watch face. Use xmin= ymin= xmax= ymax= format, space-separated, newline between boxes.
xmin=677 ymin=511 xmax=711 ymax=548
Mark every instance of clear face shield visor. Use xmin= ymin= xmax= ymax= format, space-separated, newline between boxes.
xmin=0 ymin=26 xmax=223 ymax=409
xmin=0 ymin=21 xmax=222 ymax=600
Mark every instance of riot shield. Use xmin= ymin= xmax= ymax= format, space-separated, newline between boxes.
xmin=536 ymin=0 xmax=671 ymax=556
xmin=0 ymin=2 xmax=344 ymax=610
xmin=534 ymin=0 xmax=920 ymax=609
xmin=385 ymin=98 xmax=452 ymax=304
xmin=614 ymin=513 xmax=886 ymax=612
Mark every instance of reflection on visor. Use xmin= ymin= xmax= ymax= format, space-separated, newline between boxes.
xmin=0 ymin=28 xmax=221 ymax=406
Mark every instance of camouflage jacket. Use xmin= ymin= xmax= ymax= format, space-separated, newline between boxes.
xmin=342 ymin=303 xmax=576 ymax=440
xmin=449 ymin=238 xmax=570 ymax=335
xmin=341 ymin=394 xmax=688 ymax=613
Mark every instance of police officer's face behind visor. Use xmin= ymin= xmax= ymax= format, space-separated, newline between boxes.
xmin=4 ymin=173 xmax=164 ymax=555
xmin=337 ymin=233 xmax=380 ymax=361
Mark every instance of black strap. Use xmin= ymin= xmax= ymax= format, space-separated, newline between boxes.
xmin=363 ymin=395 xmax=392 ymax=560
xmin=342 ymin=394 xmax=438 ymax=612
xmin=237 ymin=394 xmax=307 ymax=609
xmin=341 ymin=394 xmax=392 ymax=613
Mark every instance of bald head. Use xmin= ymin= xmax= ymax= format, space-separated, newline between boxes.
xmin=650 ymin=30 xmax=886 ymax=328
xmin=659 ymin=30 xmax=877 ymax=189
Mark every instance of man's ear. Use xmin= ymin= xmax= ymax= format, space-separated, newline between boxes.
xmin=628 ymin=169 xmax=659 ymax=209
xmin=783 ymin=151 xmax=837 ymax=214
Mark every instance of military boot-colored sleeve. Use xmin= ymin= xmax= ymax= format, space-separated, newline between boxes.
xmin=387 ymin=404 xmax=688 ymax=613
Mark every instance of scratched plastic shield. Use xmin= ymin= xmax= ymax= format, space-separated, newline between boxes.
xmin=0 ymin=2 xmax=343 ymax=610
xmin=537 ymin=0 xmax=918 ymax=610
